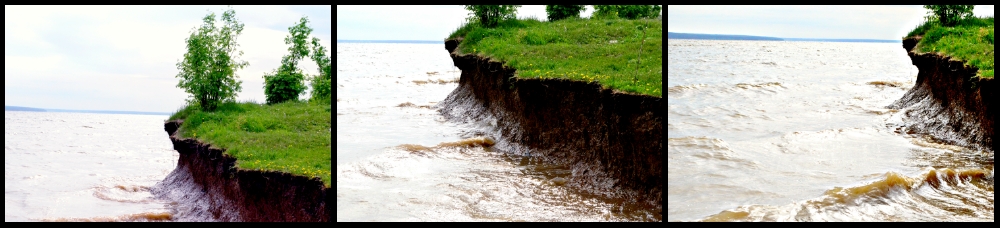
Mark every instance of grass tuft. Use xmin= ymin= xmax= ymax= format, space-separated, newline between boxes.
xmin=448 ymin=17 xmax=662 ymax=97
xmin=907 ymin=16 xmax=994 ymax=79
xmin=168 ymin=101 xmax=332 ymax=187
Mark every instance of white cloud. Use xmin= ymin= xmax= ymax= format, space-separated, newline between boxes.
xmin=668 ymin=5 xmax=942 ymax=39
xmin=336 ymin=5 xmax=615 ymax=40
xmin=668 ymin=5 xmax=991 ymax=39
xmin=4 ymin=55 xmax=68 ymax=82
xmin=973 ymin=5 xmax=994 ymax=17
xmin=4 ymin=5 xmax=332 ymax=112
xmin=338 ymin=5 xmax=471 ymax=40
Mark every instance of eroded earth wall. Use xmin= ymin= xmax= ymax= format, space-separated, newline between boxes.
xmin=890 ymin=37 xmax=995 ymax=154
xmin=154 ymin=120 xmax=330 ymax=222
xmin=438 ymin=38 xmax=663 ymax=211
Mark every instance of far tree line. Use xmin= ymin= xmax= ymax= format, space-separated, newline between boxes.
xmin=175 ymin=7 xmax=332 ymax=112
xmin=923 ymin=5 xmax=976 ymax=27
xmin=466 ymin=5 xmax=661 ymax=28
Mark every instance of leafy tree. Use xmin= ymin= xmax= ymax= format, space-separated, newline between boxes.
xmin=592 ymin=5 xmax=621 ymax=19
xmin=175 ymin=8 xmax=248 ymax=112
xmin=545 ymin=5 xmax=585 ymax=21
xmin=264 ymin=17 xmax=313 ymax=105
xmin=309 ymin=37 xmax=332 ymax=103
xmin=924 ymin=5 xmax=975 ymax=27
xmin=464 ymin=5 xmax=520 ymax=28
xmin=593 ymin=5 xmax=661 ymax=20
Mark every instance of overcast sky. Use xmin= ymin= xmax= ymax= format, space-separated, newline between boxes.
xmin=337 ymin=5 xmax=610 ymax=41
xmin=668 ymin=5 xmax=994 ymax=40
xmin=5 ymin=5 xmax=332 ymax=113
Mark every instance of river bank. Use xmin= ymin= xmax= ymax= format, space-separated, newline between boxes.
xmin=153 ymin=120 xmax=330 ymax=222
xmin=891 ymin=14 xmax=994 ymax=155
xmin=438 ymin=38 xmax=662 ymax=220
xmin=889 ymin=37 xmax=994 ymax=154
xmin=154 ymin=101 xmax=331 ymax=222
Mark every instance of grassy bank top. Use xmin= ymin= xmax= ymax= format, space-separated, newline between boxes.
xmin=906 ymin=16 xmax=994 ymax=79
xmin=169 ymin=101 xmax=332 ymax=187
xmin=448 ymin=17 xmax=662 ymax=97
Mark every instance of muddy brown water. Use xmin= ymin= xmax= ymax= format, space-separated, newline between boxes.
xmin=667 ymin=39 xmax=993 ymax=221
xmin=336 ymin=43 xmax=657 ymax=221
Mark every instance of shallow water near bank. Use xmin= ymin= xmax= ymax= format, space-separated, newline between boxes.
xmin=4 ymin=112 xmax=181 ymax=222
xmin=336 ymin=43 xmax=657 ymax=221
xmin=667 ymin=39 xmax=993 ymax=221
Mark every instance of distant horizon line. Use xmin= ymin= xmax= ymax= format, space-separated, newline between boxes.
xmin=667 ymin=32 xmax=902 ymax=43
xmin=5 ymin=106 xmax=171 ymax=116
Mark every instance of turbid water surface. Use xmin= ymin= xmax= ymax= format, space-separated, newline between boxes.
xmin=4 ymin=112 xmax=181 ymax=222
xmin=667 ymin=39 xmax=993 ymax=222
xmin=336 ymin=43 xmax=658 ymax=221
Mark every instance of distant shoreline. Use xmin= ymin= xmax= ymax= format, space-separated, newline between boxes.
xmin=5 ymin=106 xmax=170 ymax=116
xmin=667 ymin=32 xmax=900 ymax=43
xmin=4 ymin=106 xmax=46 ymax=112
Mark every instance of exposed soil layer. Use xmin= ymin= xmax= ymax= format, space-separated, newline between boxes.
xmin=152 ymin=120 xmax=330 ymax=222
xmin=438 ymin=38 xmax=663 ymax=214
xmin=889 ymin=37 xmax=995 ymax=153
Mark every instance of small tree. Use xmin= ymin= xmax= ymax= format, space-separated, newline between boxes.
xmin=592 ymin=5 xmax=620 ymax=19
xmin=546 ymin=5 xmax=585 ymax=21
xmin=175 ymin=8 xmax=248 ymax=111
xmin=593 ymin=5 xmax=661 ymax=20
xmin=924 ymin=5 xmax=975 ymax=27
xmin=464 ymin=5 xmax=520 ymax=28
xmin=309 ymin=37 xmax=332 ymax=103
xmin=264 ymin=17 xmax=312 ymax=105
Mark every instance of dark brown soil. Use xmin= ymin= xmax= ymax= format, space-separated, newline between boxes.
xmin=152 ymin=120 xmax=330 ymax=222
xmin=889 ymin=37 xmax=995 ymax=153
xmin=437 ymin=38 xmax=663 ymax=215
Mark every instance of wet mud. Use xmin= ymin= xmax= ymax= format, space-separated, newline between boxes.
xmin=397 ymin=102 xmax=434 ymax=109
xmin=152 ymin=120 xmax=330 ymax=222
xmin=41 ymin=212 xmax=176 ymax=222
xmin=400 ymin=137 xmax=496 ymax=152
xmin=867 ymin=81 xmax=909 ymax=88
xmin=437 ymin=38 xmax=662 ymax=217
xmin=413 ymin=78 xmax=459 ymax=85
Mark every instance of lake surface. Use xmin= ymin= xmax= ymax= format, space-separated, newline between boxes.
xmin=336 ymin=43 xmax=657 ymax=221
xmin=4 ymin=111 xmax=180 ymax=222
xmin=667 ymin=39 xmax=993 ymax=221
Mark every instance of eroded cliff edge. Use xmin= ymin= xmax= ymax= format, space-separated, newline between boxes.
xmin=152 ymin=120 xmax=331 ymax=222
xmin=437 ymin=38 xmax=663 ymax=215
xmin=890 ymin=37 xmax=995 ymax=154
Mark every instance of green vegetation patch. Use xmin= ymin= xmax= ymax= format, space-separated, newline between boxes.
xmin=169 ymin=101 xmax=332 ymax=187
xmin=907 ymin=16 xmax=994 ymax=79
xmin=448 ymin=17 xmax=662 ymax=97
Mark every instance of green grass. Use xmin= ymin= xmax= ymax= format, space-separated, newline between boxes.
xmin=906 ymin=16 xmax=994 ymax=79
xmin=448 ymin=17 xmax=662 ymax=97
xmin=169 ymin=101 xmax=332 ymax=187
